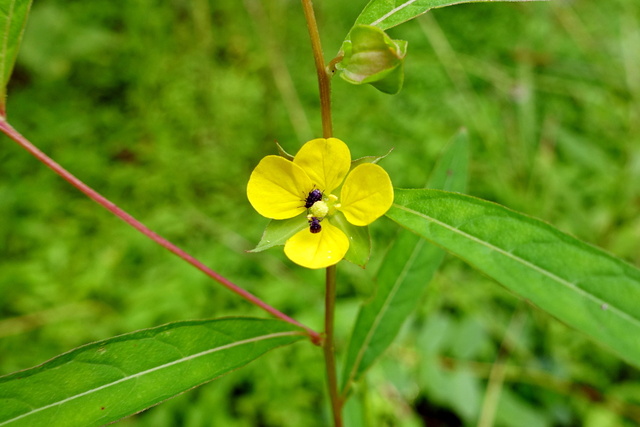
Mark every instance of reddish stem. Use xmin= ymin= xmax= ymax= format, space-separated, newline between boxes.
xmin=0 ymin=119 xmax=321 ymax=344
xmin=301 ymin=0 xmax=332 ymax=138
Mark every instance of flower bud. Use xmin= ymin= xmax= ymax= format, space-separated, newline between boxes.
xmin=337 ymin=25 xmax=408 ymax=95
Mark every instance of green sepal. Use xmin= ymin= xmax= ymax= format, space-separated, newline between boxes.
xmin=350 ymin=148 xmax=394 ymax=170
xmin=337 ymin=25 xmax=407 ymax=95
xmin=249 ymin=212 xmax=308 ymax=252
xmin=331 ymin=211 xmax=371 ymax=268
xmin=276 ymin=141 xmax=295 ymax=161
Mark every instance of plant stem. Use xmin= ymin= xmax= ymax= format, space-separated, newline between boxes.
xmin=300 ymin=1 xmax=342 ymax=423
xmin=301 ymin=0 xmax=333 ymax=138
xmin=324 ymin=264 xmax=343 ymax=426
xmin=0 ymin=119 xmax=322 ymax=345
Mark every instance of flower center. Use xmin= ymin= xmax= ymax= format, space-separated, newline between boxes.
xmin=309 ymin=200 xmax=329 ymax=218
xmin=308 ymin=216 xmax=322 ymax=234
xmin=304 ymin=189 xmax=323 ymax=208
xmin=304 ymin=192 xmax=343 ymax=234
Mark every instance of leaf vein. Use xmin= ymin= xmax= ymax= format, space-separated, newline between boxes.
xmin=370 ymin=0 xmax=420 ymax=26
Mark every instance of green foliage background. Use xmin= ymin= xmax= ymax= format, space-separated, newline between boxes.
xmin=1 ymin=0 xmax=639 ymax=425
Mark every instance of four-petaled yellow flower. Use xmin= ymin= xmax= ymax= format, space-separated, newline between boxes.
xmin=247 ymin=137 xmax=393 ymax=269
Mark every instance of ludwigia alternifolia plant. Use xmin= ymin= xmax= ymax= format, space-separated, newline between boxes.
xmin=1 ymin=0 xmax=639 ymax=425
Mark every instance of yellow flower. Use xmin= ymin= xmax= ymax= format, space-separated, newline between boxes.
xmin=247 ymin=138 xmax=394 ymax=269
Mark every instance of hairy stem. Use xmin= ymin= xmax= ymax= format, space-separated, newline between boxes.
xmin=324 ymin=264 xmax=343 ymax=426
xmin=301 ymin=0 xmax=333 ymax=138
xmin=0 ymin=119 xmax=321 ymax=345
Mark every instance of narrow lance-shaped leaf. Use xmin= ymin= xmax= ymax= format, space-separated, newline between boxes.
xmin=0 ymin=318 xmax=306 ymax=427
xmin=0 ymin=0 xmax=33 ymax=117
xmin=387 ymin=189 xmax=640 ymax=368
xmin=351 ymin=0 xmax=546 ymax=32
xmin=342 ymin=130 xmax=469 ymax=393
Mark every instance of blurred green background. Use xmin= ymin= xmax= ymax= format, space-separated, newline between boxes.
xmin=1 ymin=0 xmax=639 ymax=425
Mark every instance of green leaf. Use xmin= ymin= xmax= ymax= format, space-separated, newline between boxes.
xmin=0 ymin=318 xmax=306 ymax=427
xmin=250 ymin=212 xmax=308 ymax=252
xmin=342 ymin=383 xmax=369 ymax=427
xmin=351 ymin=0 xmax=546 ymax=32
xmin=0 ymin=0 xmax=33 ymax=117
xmin=342 ymin=131 xmax=468 ymax=392
xmin=387 ymin=189 xmax=640 ymax=368
xmin=426 ymin=129 xmax=468 ymax=192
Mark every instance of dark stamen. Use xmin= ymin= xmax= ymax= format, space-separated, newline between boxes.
xmin=308 ymin=216 xmax=322 ymax=234
xmin=304 ymin=189 xmax=323 ymax=208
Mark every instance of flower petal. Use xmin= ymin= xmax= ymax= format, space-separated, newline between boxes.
xmin=247 ymin=155 xmax=313 ymax=219
xmin=284 ymin=220 xmax=349 ymax=269
xmin=340 ymin=163 xmax=394 ymax=226
xmin=293 ymin=138 xmax=351 ymax=194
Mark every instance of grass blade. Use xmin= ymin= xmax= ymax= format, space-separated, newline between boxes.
xmin=341 ymin=131 xmax=468 ymax=393
xmin=0 ymin=0 xmax=32 ymax=117
xmin=387 ymin=189 xmax=640 ymax=367
xmin=0 ymin=318 xmax=306 ymax=427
